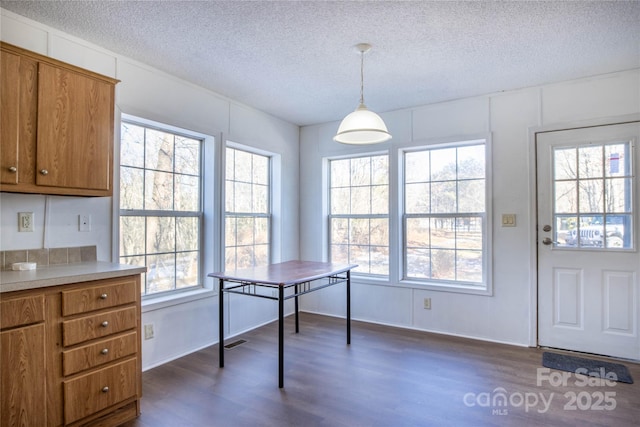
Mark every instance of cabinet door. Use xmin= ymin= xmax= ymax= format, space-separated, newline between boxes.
xmin=1 ymin=324 xmax=46 ymax=427
xmin=1 ymin=49 xmax=20 ymax=184
xmin=36 ymin=62 xmax=114 ymax=192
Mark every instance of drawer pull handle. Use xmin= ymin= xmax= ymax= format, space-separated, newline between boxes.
xmin=102 ymin=386 xmax=109 ymax=393
xmin=100 ymin=293 xmax=108 ymax=300
xmin=101 ymin=321 xmax=109 ymax=328
xmin=101 ymin=348 xmax=109 ymax=355
xmin=40 ymin=169 xmax=49 ymax=175
xmin=8 ymin=166 xmax=17 ymax=173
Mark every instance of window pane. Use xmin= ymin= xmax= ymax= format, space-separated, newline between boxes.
xmin=554 ymin=147 xmax=577 ymax=180
xmin=432 ymin=249 xmax=455 ymax=280
xmin=405 ymin=151 xmax=429 ymax=183
xmin=578 ymin=146 xmax=603 ymax=178
xmin=406 ymin=218 xmax=430 ymax=248
xmin=253 ymin=184 xmax=268 ymax=213
xmin=371 ymin=185 xmax=388 ymax=214
xmin=331 ymin=218 xmax=349 ymax=244
xmin=351 ymin=157 xmax=371 ymax=186
xmin=331 ymin=159 xmax=350 ymax=187
xmin=406 ymin=248 xmax=430 ymax=278
xmin=372 ymin=155 xmax=388 ymax=185
xmin=578 ymin=179 xmax=603 ymax=213
xmin=176 ymin=217 xmax=198 ymax=252
xmin=331 ymin=188 xmax=350 ymax=214
xmin=234 ymin=149 xmax=252 ymax=182
xmin=174 ymin=137 xmax=200 ymax=175
xmin=406 ymin=183 xmax=429 ymax=214
xmin=255 ymin=217 xmax=269 ymax=244
xmin=147 ymin=253 xmax=176 ymax=294
xmin=370 ymin=219 xmax=388 ymax=246
xmin=121 ymin=123 xmax=145 ymax=168
xmin=253 ymin=154 xmax=269 ymax=185
xmin=431 ymin=181 xmax=456 ymax=213
xmin=120 ymin=167 xmax=144 ymax=210
xmin=176 ymin=251 xmax=198 ymax=289
xmin=605 ymin=178 xmax=631 ymax=213
xmin=234 ymin=182 xmax=252 ymax=212
xmin=605 ymin=144 xmax=630 ymax=177
xmin=456 ymin=250 xmax=482 ymax=282
xmin=237 ymin=217 xmax=254 ymax=246
xmin=458 ymin=179 xmax=485 ymax=212
xmin=146 ymin=217 xmax=175 ymax=254
xmin=370 ymin=246 xmax=389 ymax=275
xmin=431 ymin=218 xmax=456 ymax=249
xmin=350 ymin=186 xmax=371 ymax=215
xmin=457 ymin=145 xmax=485 ymax=180
xmin=145 ymin=129 xmax=174 ymax=172
xmin=175 ymin=174 xmax=199 ymax=211
xmin=145 ymin=170 xmax=174 ymax=210
xmin=350 ymin=218 xmax=370 ymax=246
xmin=456 ymin=218 xmax=482 ymax=250
xmin=555 ymin=181 xmax=577 ymax=214
xmin=120 ymin=216 xmax=145 ymax=256
xmin=431 ymin=148 xmax=457 ymax=181
xmin=225 ymin=217 xmax=237 ymax=247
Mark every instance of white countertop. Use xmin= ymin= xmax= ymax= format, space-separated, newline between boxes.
xmin=0 ymin=261 xmax=146 ymax=293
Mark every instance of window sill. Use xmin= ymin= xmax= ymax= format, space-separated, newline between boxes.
xmin=351 ymin=274 xmax=492 ymax=296
xmin=141 ymin=287 xmax=216 ymax=313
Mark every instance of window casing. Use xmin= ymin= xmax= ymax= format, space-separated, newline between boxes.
xmin=225 ymin=147 xmax=271 ymax=270
xmin=119 ymin=120 xmax=203 ymax=297
xmin=403 ymin=141 xmax=487 ymax=287
xmin=329 ymin=154 xmax=389 ymax=276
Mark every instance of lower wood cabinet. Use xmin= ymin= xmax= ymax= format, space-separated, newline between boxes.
xmin=0 ymin=274 xmax=141 ymax=427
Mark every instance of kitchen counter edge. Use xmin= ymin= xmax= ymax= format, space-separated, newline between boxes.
xmin=0 ymin=261 xmax=147 ymax=293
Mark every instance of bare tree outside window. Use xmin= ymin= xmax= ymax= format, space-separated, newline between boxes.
xmin=119 ymin=121 xmax=203 ymax=296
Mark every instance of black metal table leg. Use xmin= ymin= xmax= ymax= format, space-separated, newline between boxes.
xmin=219 ymin=278 xmax=225 ymax=367
xmin=278 ymin=285 xmax=284 ymax=388
xmin=294 ymin=284 xmax=300 ymax=333
xmin=347 ymin=270 xmax=351 ymax=345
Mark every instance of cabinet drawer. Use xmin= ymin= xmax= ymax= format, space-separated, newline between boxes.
xmin=63 ymin=306 xmax=137 ymax=347
xmin=0 ymin=294 xmax=44 ymax=329
xmin=63 ymin=357 xmax=137 ymax=424
xmin=63 ymin=331 xmax=137 ymax=376
xmin=62 ymin=278 xmax=137 ymax=316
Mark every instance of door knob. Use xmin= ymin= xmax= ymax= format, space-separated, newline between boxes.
xmin=542 ymin=237 xmax=557 ymax=245
xmin=543 ymin=225 xmax=552 ymax=232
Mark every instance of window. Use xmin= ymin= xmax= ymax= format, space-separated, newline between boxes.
xmin=225 ymin=147 xmax=271 ymax=270
xmin=403 ymin=141 xmax=486 ymax=286
xmin=329 ymin=154 xmax=389 ymax=275
xmin=553 ymin=142 xmax=633 ymax=249
xmin=119 ymin=120 xmax=203 ymax=297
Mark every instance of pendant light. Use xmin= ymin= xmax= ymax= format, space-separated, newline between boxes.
xmin=334 ymin=43 xmax=391 ymax=145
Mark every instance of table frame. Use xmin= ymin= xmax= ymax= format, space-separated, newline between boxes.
xmin=209 ymin=261 xmax=356 ymax=388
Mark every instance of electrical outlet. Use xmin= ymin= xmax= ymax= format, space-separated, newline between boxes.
xmin=79 ymin=214 xmax=91 ymax=232
xmin=144 ymin=324 xmax=155 ymax=340
xmin=423 ymin=298 xmax=432 ymax=310
xmin=18 ymin=212 xmax=34 ymax=232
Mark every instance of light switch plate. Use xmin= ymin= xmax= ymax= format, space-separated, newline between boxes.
xmin=502 ymin=213 xmax=516 ymax=227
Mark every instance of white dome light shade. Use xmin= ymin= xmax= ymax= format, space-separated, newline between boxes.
xmin=333 ymin=103 xmax=392 ymax=145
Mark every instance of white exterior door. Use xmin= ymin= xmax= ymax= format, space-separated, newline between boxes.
xmin=537 ymin=122 xmax=640 ymax=360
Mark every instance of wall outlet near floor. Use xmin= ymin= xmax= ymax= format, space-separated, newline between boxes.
xmin=423 ymin=298 xmax=432 ymax=310
xmin=18 ymin=212 xmax=34 ymax=232
xmin=144 ymin=324 xmax=155 ymax=340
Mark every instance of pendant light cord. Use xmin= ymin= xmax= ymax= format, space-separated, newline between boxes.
xmin=359 ymin=50 xmax=365 ymax=105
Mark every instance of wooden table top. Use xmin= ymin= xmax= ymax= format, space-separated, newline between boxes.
xmin=208 ymin=260 xmax=357 ymax=286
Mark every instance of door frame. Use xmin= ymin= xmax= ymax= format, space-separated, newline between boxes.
xmin=527 ymin=113 xmax=640 ymax=349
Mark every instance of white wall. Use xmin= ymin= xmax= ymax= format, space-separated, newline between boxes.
xmin=0 ymin=9 xmax=300 ymax=369
xmin=299 ymin=69 xmax=640 ymax=347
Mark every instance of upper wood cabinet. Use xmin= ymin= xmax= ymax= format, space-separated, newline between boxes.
xmin=0 ymin=42 xmax=118 ymax=197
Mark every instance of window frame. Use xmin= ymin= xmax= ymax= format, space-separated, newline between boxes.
xmin=399 ymin=138 xmax=492 ymax=294
xmin=224 ymin=142 xmax=273 ymax=271
xmin=118 ymin=116 xmax=206 ymax=299
xmin=327 ymin=151 xmax=391 ymax=277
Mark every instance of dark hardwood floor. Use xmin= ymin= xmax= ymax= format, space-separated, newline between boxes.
xmin=122 ymin=313 xmax=640 ymax=427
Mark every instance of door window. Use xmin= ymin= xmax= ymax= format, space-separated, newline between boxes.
xmin=553 ymin=141 xmax=633 ymax=249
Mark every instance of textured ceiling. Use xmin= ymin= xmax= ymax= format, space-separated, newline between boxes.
xmin=2 ymin=1 xmax=639 ymax=126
